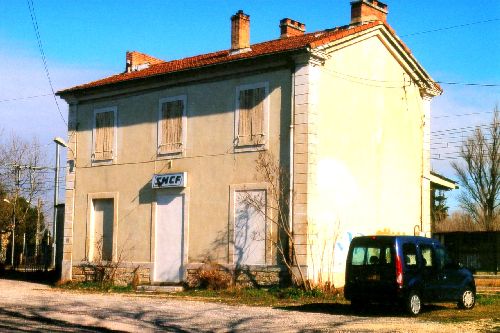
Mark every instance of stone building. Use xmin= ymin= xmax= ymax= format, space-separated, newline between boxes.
xmin=57 ymin=1 xmax=445 ymax=287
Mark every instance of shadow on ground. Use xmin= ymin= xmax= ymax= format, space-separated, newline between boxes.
xmin=276 ymin=302 xmax=449 ymax=317
xmin=0 ymin=268 xmax=58 ymax=285
xmin=0 ymin=308 xmax=116 ymax=333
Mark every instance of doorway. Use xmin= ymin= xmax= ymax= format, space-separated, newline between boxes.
xmin=154 ymin=194 xmax=184 ymax=282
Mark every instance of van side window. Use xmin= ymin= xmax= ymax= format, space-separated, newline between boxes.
xmin=403 ymin=243 xmax=418 ymax=268
xmin=435 ymin=246 xmax=452 ymax=270
xmin=420 ymin=245 xmax=434 ymax=268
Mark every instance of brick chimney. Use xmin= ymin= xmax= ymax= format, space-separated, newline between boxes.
xmin=231 ymin=10 xmax=250 ymax=53
xmin=279 ymin=18 xmax=306 ymax=38
xmin=126 ymin=51 xmax=163 ymax=73
xmin=350 ymin=0 xmax=388 ymax=25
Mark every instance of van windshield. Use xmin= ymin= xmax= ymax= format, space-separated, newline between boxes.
xmin=351 ymin=245 xmax=393 ymax=266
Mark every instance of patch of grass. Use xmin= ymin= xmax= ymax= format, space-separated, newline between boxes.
xmin=57 ymin=281 xmax=134 ymax=293
xmin=171 ymin=287 xmax=344 ymax=307
xmin=477 ymin=293 xmax=500 ymax=306
xmin=418 ymin=294 xmax=500 ymax=323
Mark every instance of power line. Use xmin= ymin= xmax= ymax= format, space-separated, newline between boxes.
xmin=432 ymin=110 xmax=497 ymax=119
xmin=0 ymin=93 xmax=53 ymax=104
xmin=435 ymin=81 xmax=500 ymax=87
xmin=401 ymin=18 xmax=500 ymax=37
xmin=431 ymin=123 xmax=493 ymax=136
xmin=26 ymin=0 xmax=67 ymax=126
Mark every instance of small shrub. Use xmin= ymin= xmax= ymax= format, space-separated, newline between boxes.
xmin=130 ymin=266 xmax=140 ymax=290
xmin=304 ymin=287 xmax=324 ymax=298
xmin=279 ymin=287 xmax=304 ymax=299
xmin=189 ymin=262 xmax=232 ymax=290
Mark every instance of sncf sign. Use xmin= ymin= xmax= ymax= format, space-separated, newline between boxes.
xmin=152 ymin=172 xmax=187 ymax=188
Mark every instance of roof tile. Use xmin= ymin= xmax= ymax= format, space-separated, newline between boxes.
xmin=58 ymin=21 xmax=414 ymax=94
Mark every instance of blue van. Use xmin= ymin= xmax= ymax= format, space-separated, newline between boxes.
xmin=344 ymin=236 xmax=475 ymax=315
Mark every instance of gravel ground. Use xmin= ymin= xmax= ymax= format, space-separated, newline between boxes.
xmin=0 ymin=279 xmax=496 ymax=332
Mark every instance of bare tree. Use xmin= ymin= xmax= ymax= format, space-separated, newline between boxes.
xmin=434 ymin=211 xmax=485 ymax=233
xmin=0 ymin=133 xmax=49 ymax=265
xmin=240 ymin=151 xmax=310 ymax=289
xmin=451 ymin=107 xmax=500 ymax=231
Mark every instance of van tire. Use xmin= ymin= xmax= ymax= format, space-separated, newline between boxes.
xmin=457 ymin=287 xmax=475 ymax=310
xmin=405 ymin=291 xmax=422 ymax=316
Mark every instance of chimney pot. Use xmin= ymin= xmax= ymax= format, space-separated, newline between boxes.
xmin=231 ymin=10 xmax=251 ymax=52
xmin=350 ymin=0 xmax=388 ymax=25
xmin=280 ymin=18 xmax=306 ymax=38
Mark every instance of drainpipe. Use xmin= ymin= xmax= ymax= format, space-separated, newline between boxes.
xmin=289 ymin=63 xmax=296 ymax=250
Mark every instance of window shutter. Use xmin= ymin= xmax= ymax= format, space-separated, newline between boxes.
xmin=238 ymin=89 xmax=252 ymax=145
xmin=102 ymin=111 xmax=114 ymax=160
xmin=159 ymin=100 xmax=184 ymax=154
xmin=251 ymin=87 xmax=264 ymax=143
xmin=234 ymin=190 xmax=266 ymax=265
xmin=94 ymin=111 xmax=114 ymax=160
xmin=238 ymin=87 xmax=265 ymax=146
xmin=94 ymin=113 xmax=104 ymax=160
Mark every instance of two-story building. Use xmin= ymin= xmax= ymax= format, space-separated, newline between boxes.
xmin=57 ymin=1 xmax=443 ymax=287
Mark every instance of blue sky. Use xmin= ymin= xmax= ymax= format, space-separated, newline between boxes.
xmin=0 ymin=0 xmax=499 ymax=211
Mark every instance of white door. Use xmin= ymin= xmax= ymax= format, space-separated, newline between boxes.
xmin=154 ymin=194 xmax=184 ymax=282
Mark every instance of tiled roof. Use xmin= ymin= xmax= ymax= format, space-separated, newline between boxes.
xmin=58 ymin=21 xmax=423 ymax=94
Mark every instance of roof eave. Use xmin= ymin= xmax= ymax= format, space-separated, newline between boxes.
xmin=56 ymin=47 xmax=308 ymax=100
xmin=308 ymin=21 xmax=442 ymax=97
xmin=430 ymin=171 xmax=458 ymax=190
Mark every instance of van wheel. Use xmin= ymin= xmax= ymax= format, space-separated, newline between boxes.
xmin=406 ymin=291 xmax=422 ymax=316
xmin=458 ymin=288 xmax=475 ymax=310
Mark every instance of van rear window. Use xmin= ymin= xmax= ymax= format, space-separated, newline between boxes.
xmin=351 ymin=246 xmax=392 ymax=266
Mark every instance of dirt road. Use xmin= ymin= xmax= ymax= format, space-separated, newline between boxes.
xmin=0 ymin=279 xmax=496 ymax=332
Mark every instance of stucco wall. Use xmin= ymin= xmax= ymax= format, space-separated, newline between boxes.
xmin=69 ymin=68 xmax=291 ymax=275
xmin=307 ymin=34 xmax=428 ymax=286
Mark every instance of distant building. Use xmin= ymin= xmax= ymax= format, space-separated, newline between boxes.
xmin=57 ymin=1 xmax=449 ymax=287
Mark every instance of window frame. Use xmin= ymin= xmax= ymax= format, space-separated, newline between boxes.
xmin=234 ymin=82 xmax=270 ymax=152
xmin=92 ymin=106 xmax=117 ymax=165
xmin=157 ymin=95 xmax=187 ymax=157
xmin=86 ymin=192 xmax=119 ymax=263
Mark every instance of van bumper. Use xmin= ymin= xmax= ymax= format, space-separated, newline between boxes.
xmin=344 ymin=283 xmax=403 ymax=302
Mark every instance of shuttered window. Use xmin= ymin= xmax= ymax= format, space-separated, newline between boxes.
xmin=234 ymin=190 xmax=267 ymax=265
xmin=236 ymin=83 xmax=268 ymax=147
xmin=158 ymin=97 xmax=186 ymax=154
xmin=93 ymin=109 xmax=116 ymax=161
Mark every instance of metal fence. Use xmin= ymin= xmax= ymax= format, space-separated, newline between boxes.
xmin=434 ymin=231 xmax=499 ymax=274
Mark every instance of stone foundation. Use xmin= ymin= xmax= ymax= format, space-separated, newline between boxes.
xmin=186 ymin=263 xmax=287 ymax=288
xmin=72 ymin=263 xmax=151 ymax=286
xmin=70 ymin=262 xmax=288 ymax=287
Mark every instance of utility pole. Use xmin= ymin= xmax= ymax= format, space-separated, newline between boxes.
xmin=35 ymin=198 xmax=41 ymax=259
xmin=52 ymin=138 xmax=67 ymax=269
xmin=52 ymin=143 xmax=60 ymax=268
xmin=11 ymin=165 xmax=20 ymax=267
